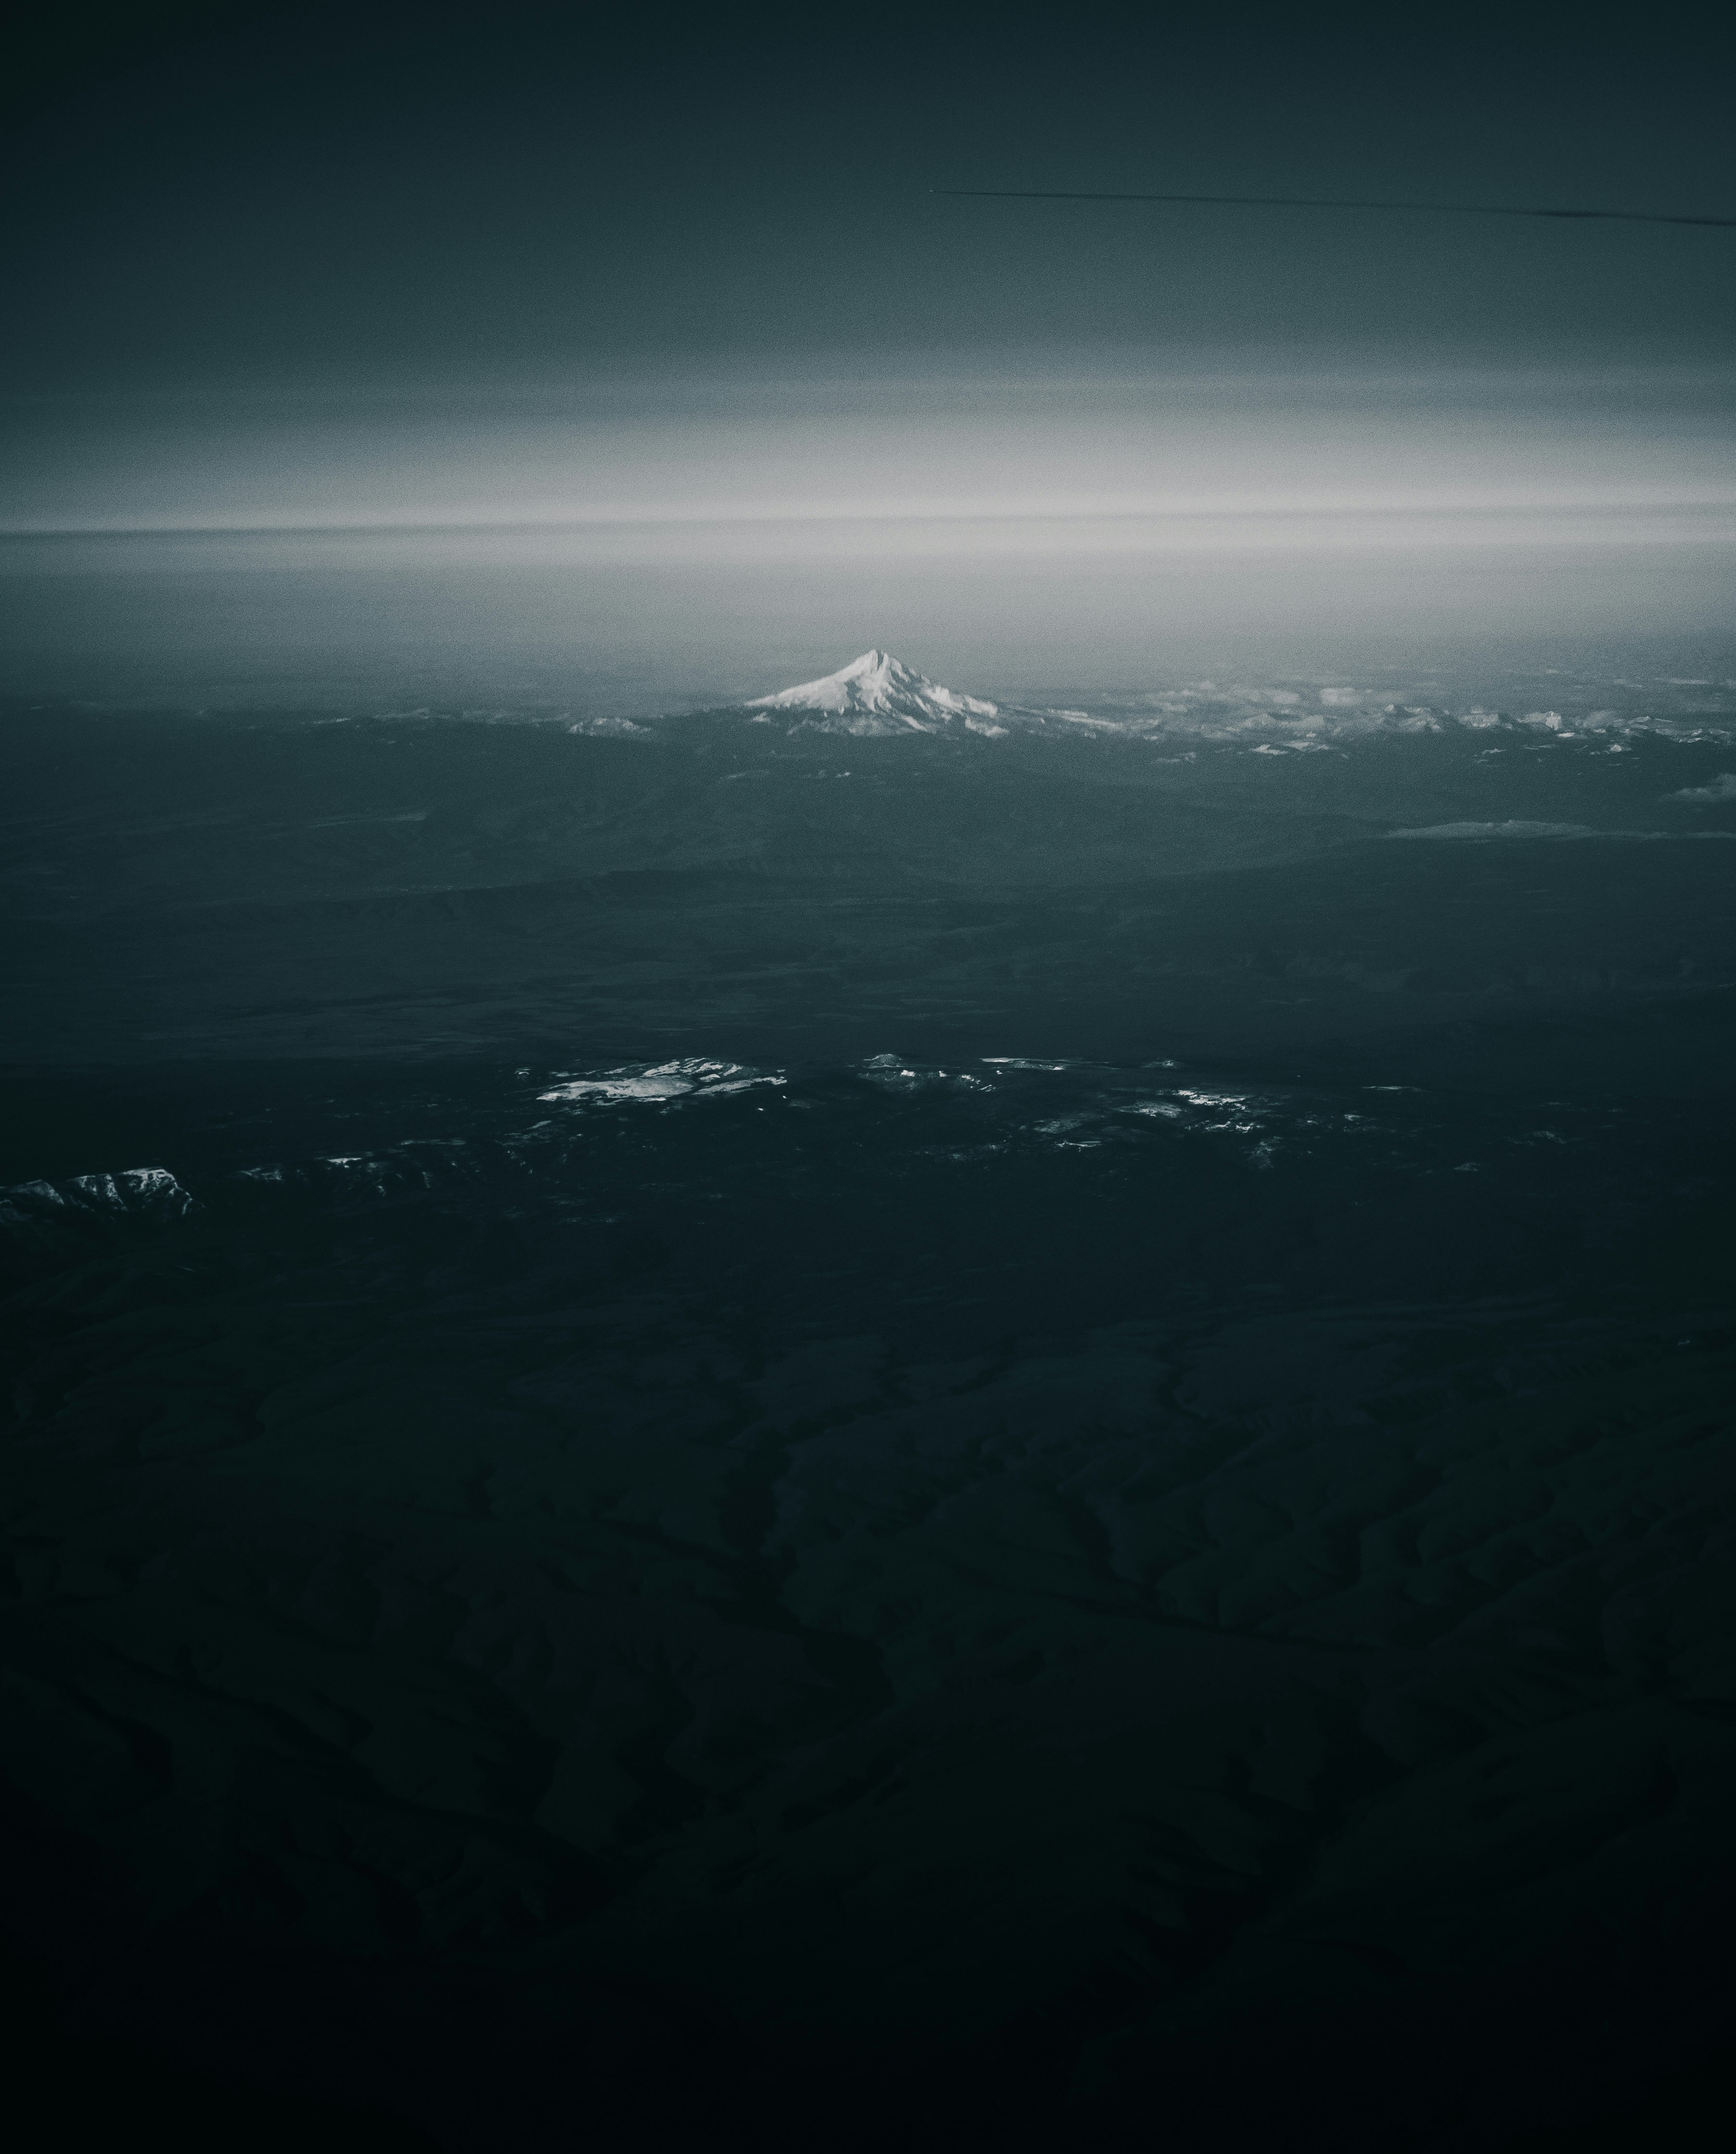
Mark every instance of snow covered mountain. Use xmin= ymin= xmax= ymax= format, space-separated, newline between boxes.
xmin=748 ymin=651 xmax=1003 ymax=734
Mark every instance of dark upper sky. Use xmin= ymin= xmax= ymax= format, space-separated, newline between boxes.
xmin=6 ymin=1 xmax=1735 ymax=394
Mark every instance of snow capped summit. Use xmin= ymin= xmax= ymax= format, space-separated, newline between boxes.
xmin=748 ymin=651 xmax=1001 ymax=733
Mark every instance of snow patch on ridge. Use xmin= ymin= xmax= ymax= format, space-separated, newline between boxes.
xmin=0 ymin=1166 xmax=196 ymax=1225
xmin=539 ymin=1059 xmax=784 ymax=1105
xmin=1385 ymin=821 xmax=1736 ymax=842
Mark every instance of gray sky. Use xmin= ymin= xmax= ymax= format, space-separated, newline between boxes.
xmin=3 ymin=5 xmax=1733 ymax=569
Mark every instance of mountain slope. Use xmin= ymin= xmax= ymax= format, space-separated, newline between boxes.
xmin=748 ymin=650 xmax=1002 ymax=733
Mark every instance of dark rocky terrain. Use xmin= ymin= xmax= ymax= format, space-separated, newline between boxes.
xmin=4 ymin=688 xmax=1736 ymax=2150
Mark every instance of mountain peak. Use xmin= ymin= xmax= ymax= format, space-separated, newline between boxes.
xmin=748 ymin=651 xmax=1000 ymax=731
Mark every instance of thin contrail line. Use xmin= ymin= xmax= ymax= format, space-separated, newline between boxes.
xmin=938 ymin=189 xmax=1736 ymax=229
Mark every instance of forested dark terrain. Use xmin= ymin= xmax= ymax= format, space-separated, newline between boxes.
xmin=5 ymin=696 xmax=1736 ymax=2150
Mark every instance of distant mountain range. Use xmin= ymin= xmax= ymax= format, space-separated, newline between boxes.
xmin=749 ymin=650 xmax=1006 ymax=734
xmin=728 ymin=655 xmax=1736 ymax=749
